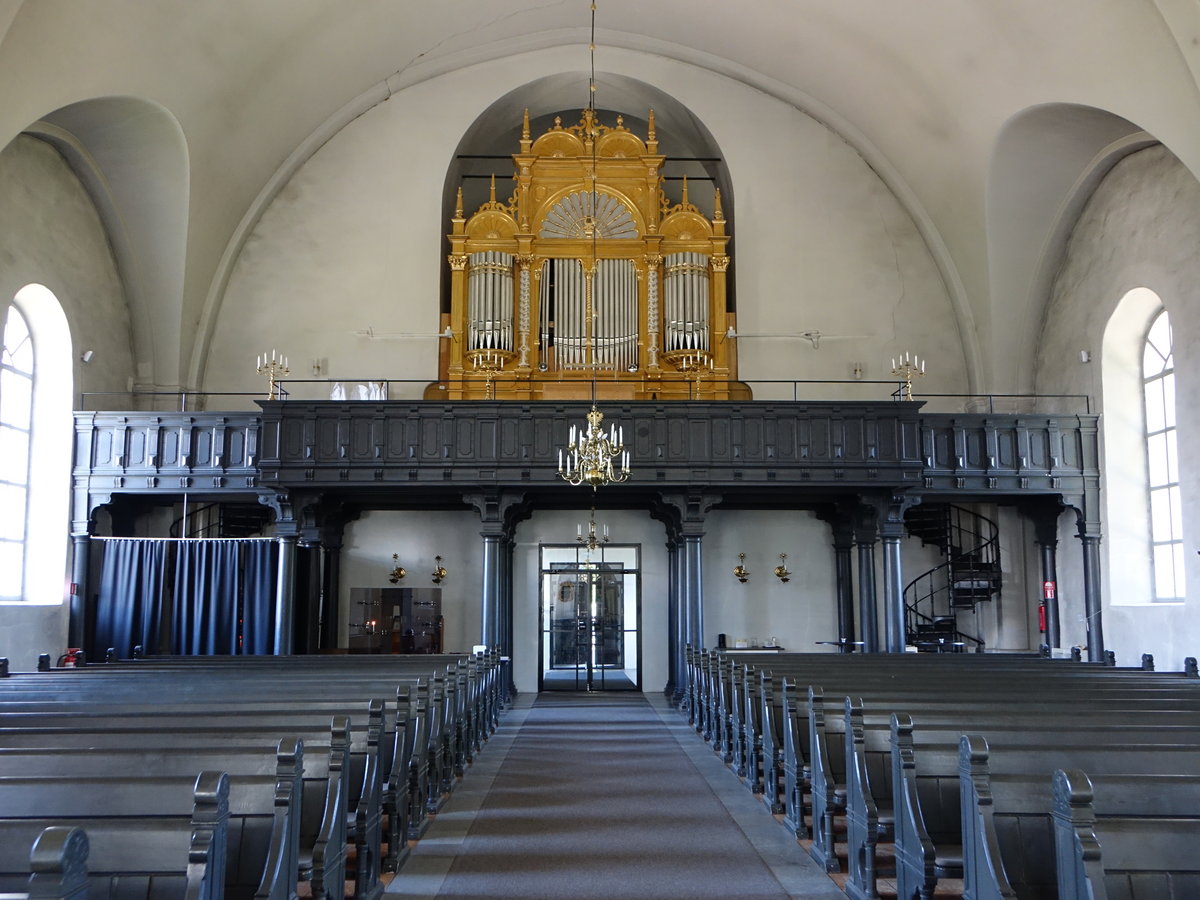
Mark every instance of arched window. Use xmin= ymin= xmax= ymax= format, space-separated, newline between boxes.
xmin=1143 ymin=309 xmax=1183 ymax=601
xmin=0 ymin=305 xmax=33 ymax=600
xmin=0 ymin=285 xmax=72 ymax=604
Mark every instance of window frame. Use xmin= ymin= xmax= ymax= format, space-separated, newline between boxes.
xmin=1142 ymin=308 xmax=1183 ymax=602
xmin=0 ymin=304 xmax=34 ymax=601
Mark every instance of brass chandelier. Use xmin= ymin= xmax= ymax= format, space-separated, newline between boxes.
xmin=557 ymin=0 xmax=631 ymax=491
xmin=559 ymin=407 xmax=630 ymax=487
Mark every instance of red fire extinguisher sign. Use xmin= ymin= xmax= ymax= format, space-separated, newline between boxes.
xmin=1043 ymin=580 xmax=1056 ymax=600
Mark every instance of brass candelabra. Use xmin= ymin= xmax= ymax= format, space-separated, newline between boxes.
xmin=891 ymin=351 xmax=926 ymax=401
xmin=256 ymin=350 xmax=290 ymax=400
xmin=468 ymin=348 xmax=510 ymax=399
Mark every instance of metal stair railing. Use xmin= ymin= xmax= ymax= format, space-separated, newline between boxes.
xmin=904 ymin=504 xmax=1000 ymax=651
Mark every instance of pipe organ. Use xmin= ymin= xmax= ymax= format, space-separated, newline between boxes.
xmin=440 ymin=108 xmax=738 ymax=400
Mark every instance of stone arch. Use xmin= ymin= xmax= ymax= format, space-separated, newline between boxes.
xmin=987 ymin=102 xmax=1153 ymax=393
xmin=23 ymin=96 xmax=189 ymax=391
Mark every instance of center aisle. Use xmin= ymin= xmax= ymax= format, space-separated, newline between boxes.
xmin=387 ymin=692 xmax=842 ymax=899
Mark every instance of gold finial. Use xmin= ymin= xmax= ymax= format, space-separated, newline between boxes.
xmin=455 ymin=186 xmax=463 ymax=219
xmin=522 ymin=108 xmax=530 ymax=140
xmin=713 ymin=187 xmax=724 ymax=222
xmin=489 ymin=174 xmax=496 ymax=203
xmin=553 ymin=115 xmax=563 ymax=130
xmin=681 ymin=175 xmax=689 ymax=206
xmin=647 ymin=109 xmax=656 ymax=140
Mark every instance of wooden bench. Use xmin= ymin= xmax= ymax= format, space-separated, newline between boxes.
xmin=1052 ymin=768 xmax=1200 ymax=900
xmin=0 ymin=735 xmax=350 ymax=900
xmin=0 ymin=766 xmax=292 ymax=900
xmin=891 ymin=725 xmax=1200 ymax=900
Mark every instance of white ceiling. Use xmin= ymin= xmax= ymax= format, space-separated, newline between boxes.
xmin=2 ymin=0 xmax=1199 ymax=390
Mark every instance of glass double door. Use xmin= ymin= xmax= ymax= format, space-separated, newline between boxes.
xmin=540 ymin=546 xmax=639 ymax=691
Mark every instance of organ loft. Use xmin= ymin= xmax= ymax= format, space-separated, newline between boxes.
xmin=438 ymin=108 xmax=742 ymax=401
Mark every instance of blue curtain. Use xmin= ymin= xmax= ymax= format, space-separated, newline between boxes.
xmin=91 ymin=539 xmax=167 ymax=659
xmin=240 ymin=540 xmax=278 ymax=655
xmin=172 ymin=540 xmax=239 ymax=654
xmin=92 ymin=539 xmax=278 ymax=657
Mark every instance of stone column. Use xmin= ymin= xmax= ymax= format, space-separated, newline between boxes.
xmin=480 ymin=532 xmax=503 ymax=649
xmin=465 ymin=491 xmax=530 ymax=653
xmin=1080 ymin=534 xmax=1104 ymax=662
xmin=275 ymin=533 xmax=297 ymax=655
xmin=854 ymin=506 xmax=879 ymax=653
xmin=664 ymin=536 xmax=682 ymax=700
xmin=69 ymin=532 xmax=91 ymax=649
xmin=818 ymin=503 xmax=857 ymax=651
xmin=1040 ymin=541 xmax=1061 ymax=650
xmin=682 ymin=530 xmax=705 ymax=653
xmin=1027 ymin=502 xmax=1063 ymax=650
xmin=320 ymin=540 xmax=341 ymax=651
xmin=654 ymin=492 xmax=718 ymax=705
xmin=880 ymin=521 xmax=906 ymax=653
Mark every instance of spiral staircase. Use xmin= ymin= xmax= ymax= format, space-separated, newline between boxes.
xmin=903 ymin=504 xmax=1001 ymax=652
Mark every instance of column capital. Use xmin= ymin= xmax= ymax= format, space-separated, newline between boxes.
xmin=464 ymin=490 xmax=531 ymax=539
xmin=654 ymin=490 xmax=722 ymax=536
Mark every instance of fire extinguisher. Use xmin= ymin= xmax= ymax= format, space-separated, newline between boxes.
xmin=56 ymin=648 xmax=84 ymax=668
xmin=1038 ymin=604 xmax=1047 ymax=633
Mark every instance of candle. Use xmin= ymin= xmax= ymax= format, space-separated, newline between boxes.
xmin=558 ymin=449 xmax=563 ymax=472
xmin=577 ymin=524 xmax=582 ymax=537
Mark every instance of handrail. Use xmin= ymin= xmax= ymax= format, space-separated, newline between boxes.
xmin=903 ymin=504 xmax=999 ymax=650
xmin=80 ymin=382 xmax=1092 ymax=414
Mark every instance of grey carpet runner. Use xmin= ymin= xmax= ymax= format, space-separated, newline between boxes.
xmin=434 ymin=693 xmax=792 ymax=899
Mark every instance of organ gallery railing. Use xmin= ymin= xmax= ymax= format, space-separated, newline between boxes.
xmin=440 ymin=109 xmax=735 ymax=401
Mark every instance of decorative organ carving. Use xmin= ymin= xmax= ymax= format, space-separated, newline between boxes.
xmin=439 ymin=108 xmax=739 ymax=400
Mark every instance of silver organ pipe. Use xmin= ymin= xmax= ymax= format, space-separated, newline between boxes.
xmin=589 ymin=260 xmax=638 ymax=371
xmin=538 ymin=259 xmax=551 ymax=367
xmin=467 ymin=251 xmax=515 ymax=351
xmin=664 ymin=252 xmax=710 ymax=354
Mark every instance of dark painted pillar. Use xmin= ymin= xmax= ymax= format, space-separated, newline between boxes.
xmin=880 ymin=520 xmax=906 ymax=653
xmin=1040 ymin=541 xmax=1061 ymax=650
xmin=683 ymin=531 xmax=705 ymax=653
xmin=320 ymin=541 xmax=341 ymax=651
xmin=480 ymin=532 xmax=503 ymax=649
xmin=69 ymin=532 xmax=90 ymax=649
xmin=664 ymin=535 xmax=681 ymax=701
xmin=854 ymin=508 xmax=879 ymax=653
xmin=465 ymin=491 xmax=529 ymax=655
xmin=1027 ymin=503 xmax=1063 ymax=650
xmin=654 ymin=492 xmax=719 ymax=705
xmin=818 ymin=504 xmax=857 ymax=652
xmin=275 ymin=533 xmax=297 ymax=655
xmin=1080 ymin=534 xmax=1104 ymax=662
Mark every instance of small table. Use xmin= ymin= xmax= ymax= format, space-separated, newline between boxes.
xmin=816 ymin=639 xmax=866 ymax=654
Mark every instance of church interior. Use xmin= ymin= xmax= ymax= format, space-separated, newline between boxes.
xmin=3 ymin=1 xmax=1200 ymax=896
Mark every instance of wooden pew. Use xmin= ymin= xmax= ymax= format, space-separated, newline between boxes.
xmin=0 ymin=735 xmax=349 ymax=900
xmin=0 ymin=826 xmax=89 ymax=900
xmin=0 ymin=766 xmax=292 ymax=900
xmin=891 ymin=727 xmax=1200 ymax=900
xmin=1052 ymin=768 xmax=1200 ymax=900
xmin=831 ymin=696 xmax=1200 ymax=893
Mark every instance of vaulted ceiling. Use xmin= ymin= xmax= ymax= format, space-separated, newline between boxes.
xmin=3 ymin=0 xmax=1200 ymax=391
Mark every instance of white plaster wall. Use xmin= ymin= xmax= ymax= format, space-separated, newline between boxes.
xmin=0 ymin=136 xmax=134 ymax=404
xmin=207 ymin=46 xmax=965 ymax=401
xmin=342 ymin=507 xmax=670 ymax=696
xmin=342 ymin=511 xmax=485 ymax=658
xmin=0 ymin=134 xmax=132 ymax=671
xmin=1038 ymin=144 xmax=1200 ymax=669
xmin=703 ymin=510 xmax=838 ymax=652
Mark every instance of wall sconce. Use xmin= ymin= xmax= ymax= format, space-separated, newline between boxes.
xmin=774 ymin=553 xmax=792 ymax=583
xmin=733 ymin=552 xmax=750 ymax=583
xmin=388 ymin=554 xmax=406 ymax=584
xmin=431 ymin=555 xmax=448 ymax=584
